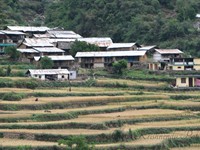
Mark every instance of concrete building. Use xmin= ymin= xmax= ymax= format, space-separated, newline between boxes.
xmin=26 ymin=69 xmax=70 ymax=81
xmin=174 ymin=75 xmax=200 ymax=88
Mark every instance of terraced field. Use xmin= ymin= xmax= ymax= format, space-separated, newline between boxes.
xmin=0 ymin=77 xmax=200 ymax=150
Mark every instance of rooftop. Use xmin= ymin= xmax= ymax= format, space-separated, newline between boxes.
xmin=78 ymin=37 xmax=113 ymax=47
xmin=107 ymin=43 xmax=140 ymax=49
xmin=24 ymin=38 xmax=54 ymax=47
xmin=27 ymin=69 xmax=70 ymax=75
xmin=17 ymin=49 xmax=39 ymax=53
xmin=34 ymin=55 xmax=74 ymax=61
xmin=7 ymin=26 xmax=50 ymax=32
xmin=75 ymin=50 xmax=146 ymax=57
xmin=33 ymin=47 xmax=65 ymax=53
xmin=155 ymin=49 xmax=183 ymax=54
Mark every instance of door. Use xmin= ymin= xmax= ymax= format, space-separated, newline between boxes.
xmin=189 ymin=78 xmax=193 ymax=87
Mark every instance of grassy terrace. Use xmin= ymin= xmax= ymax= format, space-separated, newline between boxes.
xmin=0 ymin=74 xmax=200 ymax=149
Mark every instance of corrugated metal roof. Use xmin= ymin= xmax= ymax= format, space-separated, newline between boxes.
xmin=49 ymin=39 xmax=76 ymax=43
xmin=75 ymin=51 xmax=146 ymax=57
xmin=107 ymin=43 xmax=138 ymax=49
xmin=34 ymin=55 xmax=74 ymax=61
xmin=139 ymin=45 xmax=156 ymax=51
xmin=155 ymin=49 xmax=183 ymax=54
xmin=7 ymin=26 xmax=50 ymax=32
xmin=47 ymin=30 xmax=77 ymax=35
xmin=17 ymin=48 xmax=39 ymax=53
xmin=1 ymin=30 xmax=25 ymax=35
xmin=27 ymin=69 xmax=69 ymax=75
xmin=33 ymin=34 xmax=52 ymax=38
xmin=24 ymin=38 xmax=54 ymax=47
xmin=33 ymin=47 xmax=65 ymax=53
xmin=53 ymin=34 xmax=82 ymax=39
xmin=78 ymin=37 xmax=113 ymax=47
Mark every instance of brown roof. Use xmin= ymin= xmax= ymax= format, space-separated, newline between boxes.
xmin=155 ymin=49 xmax=183 ymax=54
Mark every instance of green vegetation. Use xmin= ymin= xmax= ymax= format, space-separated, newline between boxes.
xmin=112 ymin=59 xmax=128 ymax=75
xmin=4 ymin=46 xmax=20 ymax=61
xmin=70 ymin=41 xmax=100 ymax=57
xmin=58 ymin=136 xmax=94 ymax=150
xmin=39 ymin=56 xmax=54 ymax=69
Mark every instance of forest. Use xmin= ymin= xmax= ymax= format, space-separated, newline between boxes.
xmin=1 ymin=0 xmax=200 ymax=56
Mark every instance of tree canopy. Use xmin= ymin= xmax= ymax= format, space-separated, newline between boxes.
xmin=69 ymin=41 xmax=100 ymax=57
xmin=4 ymin=46 xmax=20 ymax=61
xmin=39 ymin=56 xmax=54 ymax=69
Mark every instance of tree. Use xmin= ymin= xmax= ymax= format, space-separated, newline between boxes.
xmin=58 ymin=135 xmax=94 ymax=150
xmin=39 ymin=56 xmax=54 ymax=69
xmin=70 ymin=41 xmax=100 ymax=57
xmin=4 ymin=46 xmax=20 ymax=61
xmin=112 ymin=59 xmax=128 ymax=75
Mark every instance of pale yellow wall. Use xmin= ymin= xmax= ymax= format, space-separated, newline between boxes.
xmin=194 ymin=58 xmax=200 ymax=70
xmin=176 ymin=77 xmax=195 ymax=87
xmin=172 ymin=66 xmax=184 ymax=71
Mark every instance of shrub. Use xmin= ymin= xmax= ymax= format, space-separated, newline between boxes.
xmin=2 ymin=92 xmax=27 ymax=101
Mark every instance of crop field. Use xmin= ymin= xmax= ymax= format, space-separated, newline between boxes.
xmin=0 ymin=77 xmax=200 ymax=150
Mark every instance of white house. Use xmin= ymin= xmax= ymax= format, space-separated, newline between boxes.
xmin=153 ymin=49 xmax=183 ymax=62
xmin=26 ymin=69 xmax=70 ymax=81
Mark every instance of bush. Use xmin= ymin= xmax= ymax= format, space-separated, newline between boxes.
xmin=2 ymin=92 xmax=27 ymax=101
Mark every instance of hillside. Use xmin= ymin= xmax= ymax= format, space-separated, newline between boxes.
xmin=1 ymin=0 xmax=200 ymax=56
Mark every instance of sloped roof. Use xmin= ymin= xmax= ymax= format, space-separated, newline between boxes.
xmin=75 ymin=51 xmax=146 ymax=57
xmin=0 ymin=30 xmax=25 ymax=35
xmin=24 ymin=38 xmax=54 ymax=47
xmin=155 ymin=49 xmax=183 ymax=54
xmin=17 ymin=48 xmax=39 ymax=53
xmin=107 ymin=43 xmax=140 ymax=49
xmin=33 ymin=47 xmax=64 ymax=53
xmin=7 ymin=26 xmax=50 ymax=32
xmin=34 ymin=55 xmax=74 ymax=61
xmin=27 ymin=69 xmax=69 ymax=75
xmin=33 ymin=34 xmax=52 ymax=38
xmin=47 ymin=30 xmax=82 ymax=39
xmin=78 ymin=37 xmax=113 ymax=47
xmin=139 ymin=45 xmax=157 ymax=51
xmin=196 ymin=14 xmax=200 ymax=18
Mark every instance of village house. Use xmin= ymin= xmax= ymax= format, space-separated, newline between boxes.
xmin=78 ymin=37 xmax=113 ymax=51
xmin=174 ymin=75 xmax=200 ymax=88
xmin=33 ymin=55 xmax=75 ymax=69
xmin=18 ymin=38 xmax=54 ymax=49
xmin=168 ymin=57 xmax=194 ymax=71
xmin=75 ymin=51 xmax=147 ymax=68
xmin=26 ymin=69 xmax=70 ymax=81
xmin=0 ymin=30 xmax=25 ymax=54
xmin=7 ymin=26 xmax=50 ymax=38
xmin=17 ymin=49 xmax=39 ymax=63
xmin=149 ymin=49 xmax=184 ymax=70
xmin=194 ymin=58 xmax=200 ymax=70
xmin=106 ymin=43 xmax=141 ymax=51
xmin=17 ymin=47 xmax=65 ymax=63
xmin=152 ymin=49 xmax=183 ymax=62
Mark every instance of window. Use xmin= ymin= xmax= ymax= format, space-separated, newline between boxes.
xmin=39 ymin=75 xmax=41 ymax=79
xmin=62 ymin=75 xmax=65 ymax=78
xmin=181 ymin=78 xmax=186 ymax=83
xmin=178 ymin=67 xmax=181 ymax=69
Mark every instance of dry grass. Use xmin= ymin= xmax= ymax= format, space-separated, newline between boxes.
xmin=96 ymin=78 xmax=167 ymax=87
xmin=0 ymin=138 xmax=58 ymax=146
xmin=84 ymin=109 xmax=184 ymax=119
xmin=0 ymin=104 xmax=126 ymax=116
xmin=0 ymin=87 xmax=134 ymax=94
xmin=1 ymin=94 xmax=168 ymax=105
xmin=96 ymin=137 xmax=164 ymax=148
xmin=122 ymin=119 xmax=200 ymax=131
xmin=0 ymin=129 xmax=112 ymax=135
